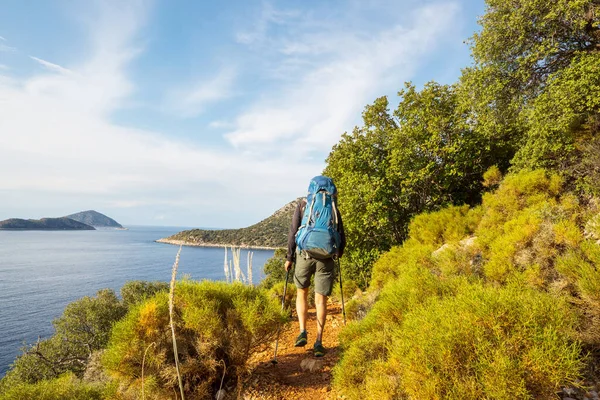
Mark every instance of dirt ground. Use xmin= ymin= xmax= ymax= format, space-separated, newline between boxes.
xmin=241 ymin=303 xmax=344 ymax=399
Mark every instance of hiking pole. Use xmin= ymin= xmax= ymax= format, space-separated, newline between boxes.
xmin=337 ymin=258 xmax=346 ymax=326
xmin=271 ymin=268 xmax=290 ymax=365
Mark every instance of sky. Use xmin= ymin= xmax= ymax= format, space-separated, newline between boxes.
xmin=0 ymin=0 xmax=485 ymax=228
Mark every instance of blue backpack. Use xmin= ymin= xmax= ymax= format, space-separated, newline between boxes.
xmin=295 ymin=176 xmax=341 ymax=259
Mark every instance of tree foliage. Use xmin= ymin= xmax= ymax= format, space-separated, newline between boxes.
xmin=325 ymin=83 xmax=510 ymax=283
xmin=1 ymin=290 xmax=126 ymax=390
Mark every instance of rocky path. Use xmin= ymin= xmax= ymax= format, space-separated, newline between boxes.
xmin=242 ymin=303 xmax=344 ymax=399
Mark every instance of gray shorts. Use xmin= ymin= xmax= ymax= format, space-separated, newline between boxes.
xmin=294 ymin=250 xmax=336 ymax=296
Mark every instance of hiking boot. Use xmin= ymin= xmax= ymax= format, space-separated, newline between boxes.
xmin=294 ymin=331 xmax=307 ymax=347
xmin=314 ymin=342 xmax=326 ymax=357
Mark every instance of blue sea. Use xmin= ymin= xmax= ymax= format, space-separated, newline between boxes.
xmin=0 ymin=226 xmax=274 ymax=377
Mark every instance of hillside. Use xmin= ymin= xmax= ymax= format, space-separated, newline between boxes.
xmin=65 ymin=210 xmax=123 ymax=228
xmin=0 ymin=217 xmax=96 ymax=230
xmin=159 ymin=198 xmax=303 ymax=248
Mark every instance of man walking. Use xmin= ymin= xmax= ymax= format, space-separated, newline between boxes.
xmin=284 ymin=175 xmax=345 ymax=357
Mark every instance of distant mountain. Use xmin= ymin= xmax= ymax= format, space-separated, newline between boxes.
xmin=158 ymin=198 xmax=303 ymax=249
xmin=65 ymin=210 xmax=123 ymax=228
xmin=0 ymin=217 xmax=96 ymax=230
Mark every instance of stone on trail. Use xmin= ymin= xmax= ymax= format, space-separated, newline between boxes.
xmin=300 ymin=358 xmax=324 ymax=372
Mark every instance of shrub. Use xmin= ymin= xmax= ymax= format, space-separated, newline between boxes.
xmin=260 ymin=248 xmax=287 ymax=290
xmin=102 ymin=280 xmax=285 ymax=399
xmin=0 ymin=373 xmax=112 ymax=400
xmin=370 ymin=240 xmax=436 ymax=289
xmin=267 ymin=280 xmax=297 ymax=310
xmin=1 ymin=289 xmax=126 ymax=389
xmin=335 ymin=283 xmax=584 ymax=399
xmin=120 ymin=280 xmax=169 ymax=308
xmin=391 ymin=284 xmax=583 ymax=400
xmin=330 ymin=278 xmax=359 ymax=305
xmin=409 ymin=205 xmax=480 ymax=248
xmin=333 ymin=265 xmax=457 ymax=398
xmin=556 ymin=241 xmax=600 ymax=345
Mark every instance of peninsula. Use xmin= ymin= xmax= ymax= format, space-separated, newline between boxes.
xmin=157 ymin=198 xmax=302 ymax=249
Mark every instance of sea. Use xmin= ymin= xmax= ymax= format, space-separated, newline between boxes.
xmin=0 ymin=226 xmax=274 ymax=377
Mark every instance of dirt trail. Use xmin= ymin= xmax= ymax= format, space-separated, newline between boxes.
xmin=242 ymin=303 xmax=344 ymax=399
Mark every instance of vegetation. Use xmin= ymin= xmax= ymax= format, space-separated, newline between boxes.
xmin=2 ymin=0 xmax=599 ymax=398
xmin=0 ymin=373 xmax=112 ymax=400
xmin=0 ymin=217 xmax=95 ymax=230
xmin=334 ymin=170 xmax=594 ymax=398
xmin=165 ymin=198 xmax=302 ymax=248
xmin=260 ymin=248 xmax=288 ymax=290
xmin=327 ymin=0 xmax=600 ymax=397
xmin=102 ymin=280 xmax=284 ymax=399
xmin=0 ymin=289 xmax=126 ymax=389
xmin=324 ymin=0 xmax=600 ymax=286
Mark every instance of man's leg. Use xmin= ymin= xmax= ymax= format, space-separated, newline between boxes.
xmin=315 ymin=292 xmax=327 ymax=342
xmin=296 ymin=287 xmax=309 ymax=332
xmin=313 ymin=257 xmax=334 ymax=357
xmin=293 ymin=252 xmax=313 ymax=347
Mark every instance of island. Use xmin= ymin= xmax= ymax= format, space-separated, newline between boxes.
xmin=65 ymin=210 xmax=124 ymax=228
xmin=0 ymin=217 xmax=96 ymax=230
xmin=157 ymin=198 xmax=303 ymax=249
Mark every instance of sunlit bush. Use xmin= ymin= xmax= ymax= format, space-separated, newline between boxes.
xmin=0 ymin=372 xmax=113 ymax=400
xmin=102 ymin=280 xmax=285 ymax=399
xmin=335 ymin=283 xmax=583 ymax=399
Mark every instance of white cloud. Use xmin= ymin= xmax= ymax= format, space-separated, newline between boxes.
xmin=0 ymin=64 xmax=8 ymax=70
xmin=30 ymin=56 xmax=73 ymax=75
xmin=164 ymin=67 xmax=237 ymax=118
xmin=0 ymin=1 xmax=313 ymax=226
xmin=0 ymin=44 xmax=15 ymax=52
xmin=0 ymin=35 xmax=15 ymax=51
xmin=235 ymin=2 xmax=300 ymax=45
xmin=0 ymin=0 xmax=468 ymax=227
xmin=226 ymin=2 xmax=462 ymax=159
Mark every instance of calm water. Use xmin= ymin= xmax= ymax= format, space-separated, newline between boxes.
xmin=0 ymin=226 xmax=274 ymax=377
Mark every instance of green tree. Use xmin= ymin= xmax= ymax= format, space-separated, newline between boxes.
xmin=120 ymin=280 xmax=169 ymax=308
xmin=325 ymin=83 xmax=509 ymax=286
xmin=1 ymin=289 xmax=126 ymax=388
xmin=261 ymin=248 xmax=288 ymax=289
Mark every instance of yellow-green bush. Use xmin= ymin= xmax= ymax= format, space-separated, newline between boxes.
xmin=333 ymin=261 xmax=458 ymax=399
xmin=391 ymin=284 xmax=582 ymax=400
xmin=102 ymin=280 xmax=285 ymax=399
xmin=409 ymin=205 xmax=481 ymax=247
xmin=267 ymin=279 xmax=297 ymax=310
xmin=0 ymin=373 xmax=113 ymax=400
xmin=370 ymin=240 xmax=436 ymax=288
xmin=334 ymin=169 xmax=596 ymax=399
xmin=330 ymin=278 xmax=359 ymax=304
xmin=335 ymin=283 xmax=583 ymax=400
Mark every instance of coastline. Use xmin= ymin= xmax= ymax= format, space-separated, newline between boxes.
xmin=155 ymin=238 xmax=280 ymax=250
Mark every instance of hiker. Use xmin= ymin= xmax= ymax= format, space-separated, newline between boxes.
xmin=284 ymin=175 xmax=346 ymax=357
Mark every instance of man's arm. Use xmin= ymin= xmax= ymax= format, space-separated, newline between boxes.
xmin=286 ymin=201 xmax=304 ymax=263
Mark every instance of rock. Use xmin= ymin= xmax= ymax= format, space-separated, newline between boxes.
xmin=216 ymin=389 xmax=227 ymax=400
xmin=300 ymin=358 xmax=324 ymax=372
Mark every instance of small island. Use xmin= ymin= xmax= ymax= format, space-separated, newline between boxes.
xmin=157 ymin=198 xmax=302 ymax=249
xmin=0 ymin=210 xmax=123 ymax=231
xmin=0 ymin=217 xmax=96 ymax=230
xmin=65 ymin=210 xmax=124 ymax=228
